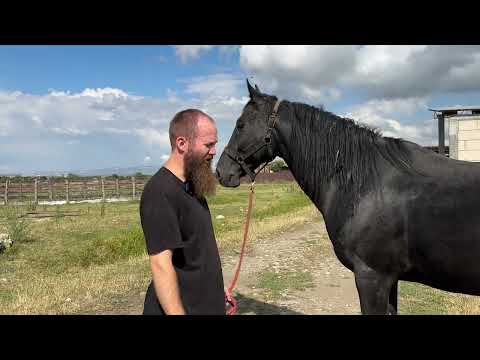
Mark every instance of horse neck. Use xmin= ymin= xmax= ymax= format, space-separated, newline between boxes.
xmin=273 ymin=106 xmax=338 ymax=216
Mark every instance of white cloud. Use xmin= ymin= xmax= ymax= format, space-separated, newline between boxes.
xmin=0 ymin=76 xmax=247 ymax=141
xmin=0 ymin=75 xmax=253 ymax=173
xmin=183 ymin=73 xmax=245 ymax=98
xmin=166 ymin=89 xmax=180 ymax=103
xmin=77 ymin=87 xmax=132 ymax=99
xmin=160 ymin=154 xmax=169 ymax=161
xmin=353 ymin=45 xmax=428 ymax=79
xmin=240 ymin=45 xmax=357 ymax=103
xmin=173 ymin=45 xmax=239 ymax=64
xmin=343 ymin=97 xmax=437 ymax=145
xmin=135 ymin=128 xmax=170 ymax=146
xmin=239 ymin=45 xmax=480 ymax=101
xmin=174 ymin=45 xmax=215 ymax=63
xmin=0 ymin=88 xmax=179 ymax=141
xmin=51 ymin=127 xmax=89 ymax=136
xmin=143 ymin=156 xmax=151 ymax=163
xmin=177 ymin=73 xmax=249 ymax=124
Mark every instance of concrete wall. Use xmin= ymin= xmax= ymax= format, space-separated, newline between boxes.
xmin=450 ymin=116 xmax=480 ymax=162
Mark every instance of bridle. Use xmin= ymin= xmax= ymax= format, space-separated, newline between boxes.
xmin=223 ymin=99 xmax=282 ymax=181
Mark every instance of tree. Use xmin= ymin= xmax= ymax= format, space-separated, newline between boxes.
xmin=67 ymin=173 xmax=82 ymax=180
xmin=270 ymin=159 xmax=288 ymax=173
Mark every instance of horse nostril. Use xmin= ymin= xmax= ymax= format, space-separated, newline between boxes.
xmin=215 ymin=169 xmax=221 ymax=179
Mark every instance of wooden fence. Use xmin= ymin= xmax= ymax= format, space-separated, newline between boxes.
xmin=0 ymin=176 xmax=148 ymax=204
xmin=0 ymin=169 xmax=295 ymax=205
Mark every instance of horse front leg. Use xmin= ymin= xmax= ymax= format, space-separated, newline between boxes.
xmin=387 ymin=280 xmax=398 ymax=315
xmin=354 ymin=270 xmax=397 ymax=315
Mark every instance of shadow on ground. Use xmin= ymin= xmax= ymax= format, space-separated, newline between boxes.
xmin=232 ymin=292 xmax=304 ymax=315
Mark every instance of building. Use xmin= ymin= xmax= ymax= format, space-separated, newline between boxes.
xmin=429 ymin=106 xmax=480 ymax=162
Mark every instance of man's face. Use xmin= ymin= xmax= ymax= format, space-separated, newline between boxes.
xmin=184 ymin=116 xmax=218 ymax=198
xmin=191 ymin=116 xmax=218 ymax=162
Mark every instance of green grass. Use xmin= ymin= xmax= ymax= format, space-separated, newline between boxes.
xmin=209 ymin=183 xmax=311 ymax=241
xmin=1 ymin=182 xmax=479 ymax=315
xmin=398 ymin=281 xmax=454 ymax=315
xmin=0 ymin=183 xmax=314 ymax=314
xmin=257 ymin=270 xmax=315 ymax=300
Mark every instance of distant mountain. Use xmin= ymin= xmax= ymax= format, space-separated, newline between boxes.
xmin=4 ymin=165 xmax=163 ymax=177
xmin=71 ymin=165 xmax=162 ymax=176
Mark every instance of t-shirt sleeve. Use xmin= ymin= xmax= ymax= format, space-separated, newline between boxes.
xmin=140 ymin=187 xmax=184 ymax=256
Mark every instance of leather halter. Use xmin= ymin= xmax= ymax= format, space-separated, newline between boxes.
xmin=223 ymin=99 xmax=282 ymax=181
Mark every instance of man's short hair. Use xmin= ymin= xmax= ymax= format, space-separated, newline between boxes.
xmin=169 ymin=109 xmax=214 ymax=149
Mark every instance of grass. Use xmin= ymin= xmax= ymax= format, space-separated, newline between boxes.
xmin=257 ymin=271 xmax=315 ymax=301
xmin=1 ymin=182 xmax=480 ymax=315
xmin=210 ymin=182 xmax=314 ymax=254
xmin=0 ymin=183 xmax=315 ymax=314
xmin=398 ymin=282 xmax=452 ymax=314
xmin=0 ymin=205 xmax=32 ymax=247
xmin=398 ymin=282 xmax=480 ymax=315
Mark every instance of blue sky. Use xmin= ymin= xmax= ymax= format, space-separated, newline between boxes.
xmin=2 ymin=45 xmax=480 ymax=175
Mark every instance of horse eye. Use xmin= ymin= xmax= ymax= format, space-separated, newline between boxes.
xmin=237 ymin=123 xmax=244 ymax=129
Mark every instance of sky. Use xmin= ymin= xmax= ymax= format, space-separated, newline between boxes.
xmin=2 ymin=45 xmax=480 ymax=175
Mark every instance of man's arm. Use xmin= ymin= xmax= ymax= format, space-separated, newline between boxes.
xmin=149 ymin=249 xmax=186 ymax=315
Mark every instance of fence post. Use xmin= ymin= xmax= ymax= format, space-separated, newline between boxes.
xmin=48 ymin=177 xmax=53 ymax=201
xmin=101 ymin=177 xmax=106 ymax=201
xmin=131 ymin=176 xmax=136 ymax=199
xmin=34 ymin=178 xmax=38 ymax=204
xmin=4 ymin=179 xmax=8 ymax=205
xmin=115 ymin=178 xmax=119 ymax=198
xmin=65 ymin=179 xmax=69 ymax=204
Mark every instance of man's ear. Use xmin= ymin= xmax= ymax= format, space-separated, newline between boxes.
xmin=176 ymin=136 xmax=189 ymax=153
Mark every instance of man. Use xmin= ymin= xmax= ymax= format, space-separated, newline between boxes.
xmin=140 ymin=109 xmax=226 ymax=315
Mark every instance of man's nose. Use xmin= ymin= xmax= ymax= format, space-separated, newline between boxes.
xmin=209 ymin=147 xmax=216 ymax=156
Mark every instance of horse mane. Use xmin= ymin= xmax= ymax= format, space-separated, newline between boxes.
xmin=289 ymin=101 xmax=417 ymax=199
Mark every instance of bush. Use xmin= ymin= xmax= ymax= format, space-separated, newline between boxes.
xmin=1 ymin=206 xmax=31 ymax=246
xmin=0 ymin=233 xmax=13 ymax=253
xmin=270 ymin=159 xmax=288 ymax=173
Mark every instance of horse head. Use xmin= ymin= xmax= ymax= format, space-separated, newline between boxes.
xmin=216 ymin=79 xmax=283 ymax=187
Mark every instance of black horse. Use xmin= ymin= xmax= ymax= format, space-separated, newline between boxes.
xmin=216 ymin=80 xmax=480 ymax=315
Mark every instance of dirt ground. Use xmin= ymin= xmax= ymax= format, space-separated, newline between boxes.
xmin=221 ymin=217 xmax=360 ymax=315
xmin=94 ymin=215 xmax=360 ymax=315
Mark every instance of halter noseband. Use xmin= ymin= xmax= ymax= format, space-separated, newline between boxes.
xmin=224 ymin=99 xmax=282 ymax=181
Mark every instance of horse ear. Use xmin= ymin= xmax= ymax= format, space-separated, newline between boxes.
xmin=247 ymin=79 xmax=260 ymax=99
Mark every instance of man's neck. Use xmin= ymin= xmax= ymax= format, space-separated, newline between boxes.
xmin=164 ymin=155 xmax=186 ymax=182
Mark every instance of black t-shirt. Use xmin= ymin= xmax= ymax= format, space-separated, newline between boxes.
xmin=140 ymin=166 xmax=225 ymax=315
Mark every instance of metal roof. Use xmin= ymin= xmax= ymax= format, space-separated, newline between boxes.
xmin=428 ymin=106 xmax=480 ymax=112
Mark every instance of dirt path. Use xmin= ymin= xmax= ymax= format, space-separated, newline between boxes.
xmin=221 ymin=216 xmax=360 ymax=315
xmin=94 ymin=215 xmax=360 ymax=315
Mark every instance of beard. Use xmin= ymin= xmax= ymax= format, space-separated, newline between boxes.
xmin=184 ymin=149 xmax=217 ymax=199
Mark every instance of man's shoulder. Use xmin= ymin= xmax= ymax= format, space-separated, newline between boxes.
xmin=142 ymin=168 xmax=182 ymax=201
xmin=144 ymin=167 xmax=170 ymax=188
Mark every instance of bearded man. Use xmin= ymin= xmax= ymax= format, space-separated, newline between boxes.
xmin=140 ymin=109 xmax=227 ymax=315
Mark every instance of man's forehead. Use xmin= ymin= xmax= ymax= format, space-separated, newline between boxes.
xmin=196 ymin=116 xmax=217 ymax=138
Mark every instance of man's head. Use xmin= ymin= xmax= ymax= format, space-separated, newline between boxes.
xmin=168 ymin=109 xmax=218 ymax=199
